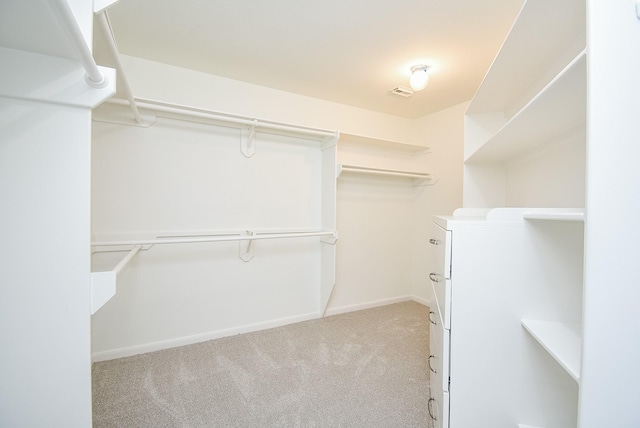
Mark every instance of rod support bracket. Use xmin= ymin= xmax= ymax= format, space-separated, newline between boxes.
xmin=239 ymin=230 xmax=255 ymax=261
xmin=321 ymin=231 xmax=339 ymax=245
xmin=240 ymin=121 xmax=257 ymax=158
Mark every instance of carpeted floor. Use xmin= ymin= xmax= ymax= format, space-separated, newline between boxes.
xmin=92 ymin=301 xmax=433 ymax=427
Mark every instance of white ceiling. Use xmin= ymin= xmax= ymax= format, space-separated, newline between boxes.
xmin=96 ymin=0 xmax=524 ymax=119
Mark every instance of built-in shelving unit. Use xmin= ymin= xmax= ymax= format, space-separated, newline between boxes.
xmin=521 ymin=208 xmax=584 ymax=385
xmin=452 ymin=0 xmax=587 ymax=426
xmin=463 ymin=0 xmax=586 ymax=209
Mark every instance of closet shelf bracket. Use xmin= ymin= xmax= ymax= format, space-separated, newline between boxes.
xmin=240 ymin=121 xmax=257 ymax=157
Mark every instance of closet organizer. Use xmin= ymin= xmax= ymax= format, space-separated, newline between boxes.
xmin=90 ymin=97 xmax=340 ymax=317
xmin=90 ymin=3 xmax=435 ymax=361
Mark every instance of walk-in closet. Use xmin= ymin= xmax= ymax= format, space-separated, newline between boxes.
xmin=2 ymin=0 xmax=640 ymax=427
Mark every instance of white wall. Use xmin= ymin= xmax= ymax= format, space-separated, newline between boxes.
xmin=410 ymin=102 xmax=467 ymax=301
xmin=505 ymin=127 xmax=586 ymax=208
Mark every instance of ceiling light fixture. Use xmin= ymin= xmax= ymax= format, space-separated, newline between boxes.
xmin=409 ymin=64 xmax=430 ymax=91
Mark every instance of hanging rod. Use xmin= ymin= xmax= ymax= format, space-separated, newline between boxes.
xmin=52 ymin=0 xmax=107 ymax=88
xmin=92 ymin=230 xmax=337 ymax=248
xmin=105 ymin=97 xmax=337 ymax=140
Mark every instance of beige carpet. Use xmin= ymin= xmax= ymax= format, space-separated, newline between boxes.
xmin=92 ymin=301 xmax=433 ymax=427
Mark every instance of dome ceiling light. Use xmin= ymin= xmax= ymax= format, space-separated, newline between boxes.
xmin=409 ymin=64 xmax=430 ymax=91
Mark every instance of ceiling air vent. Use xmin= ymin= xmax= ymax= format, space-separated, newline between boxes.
xmin=391 ymin=86 xmax=414 ymax=98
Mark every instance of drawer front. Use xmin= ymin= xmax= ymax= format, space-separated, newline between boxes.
xmin=429 ymin=322 xmax=450 ymax=428
xmin=430 ymin=223 xmax=452 ymax=280
xmin=428 ymin=389 xmax=450 ymax=428
xmin=429 ymin=288 xmax=450 ymax=394
xmin=432 ymin=276 xmax=451 ymax=330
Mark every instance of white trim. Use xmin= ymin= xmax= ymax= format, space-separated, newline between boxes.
xmin=92 ymin=311 xmax=321 ymax=362
xmin=323 ymin=295 xmax=413 ymax=317
xmin=411 ymin=295 xmax=431 ymax=307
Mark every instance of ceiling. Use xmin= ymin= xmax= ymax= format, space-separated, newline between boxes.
xmin=95 ymin=0 xmax=524 ymax=119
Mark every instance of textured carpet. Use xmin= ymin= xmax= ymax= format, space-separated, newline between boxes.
xmin=92 ymin=301 xmax=433 ymax=427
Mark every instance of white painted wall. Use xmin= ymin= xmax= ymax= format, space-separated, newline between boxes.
xmin=505 ymin=127 xmax=586 ymax=208
xmin=410 ymin=102 xmax=467 ymax=301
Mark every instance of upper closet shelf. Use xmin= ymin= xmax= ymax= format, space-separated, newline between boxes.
xmin=339 ymin=133 xmax=430 ymax=155
xmin=0 ymin=0 xmax=115 ymax=108
xmin=465 ymin=51 xmax=586 ymax=164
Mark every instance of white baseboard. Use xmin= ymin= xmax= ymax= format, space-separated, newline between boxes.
xmin=411 ymin=295 xmax=431 ymax=307
xmin=92 ymin=295 xmax=433 ymax=362
xmin=324 ymin=295 xmax=413 ymax=317
xmin=92 ymin=310 xmax=322 ymax=362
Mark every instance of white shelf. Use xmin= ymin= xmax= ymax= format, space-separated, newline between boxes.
xmin=521 ymin=319 xmax=581 ymax=382
xmin=465 ymin=51 xmax=586 ymax=164
xmin=337 ymin=164 xmax=435 ymax=185
xmin=339 ymin=133 xmax=429 ymax=155
xmin=522 ymin=209 xmax=585 ymax=222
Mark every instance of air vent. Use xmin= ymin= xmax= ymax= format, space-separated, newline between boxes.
xmin=391 ymin=86 xmax=414 ymax=97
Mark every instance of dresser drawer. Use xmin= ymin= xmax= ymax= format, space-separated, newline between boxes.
xmin=428 ymin=389 xmax=450 ymax=428
xmin=430 ymin=223 xmax=452 ymax=330
xmin=431 ymin=276 xmax=451 ymax=330
xmin=430 ymin=223 xmax=452 ymax=280
xmin=429 ymin=287 xmax=450 ymax=394
xmin=429 ymin=295 xmax=450 ymax=428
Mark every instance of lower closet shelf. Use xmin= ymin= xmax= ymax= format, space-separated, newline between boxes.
xmin=521 ymin=319 xmax=581 ymax=382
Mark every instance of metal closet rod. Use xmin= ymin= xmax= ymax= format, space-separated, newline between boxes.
xmin=92 ymin=230 xmax=337 ymax=248
xmin=107 ymin=97 xmax=337 ymax=139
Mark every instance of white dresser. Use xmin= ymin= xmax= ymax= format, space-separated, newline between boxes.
xmin=428 ymin=208 xmax=584 ymax=428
